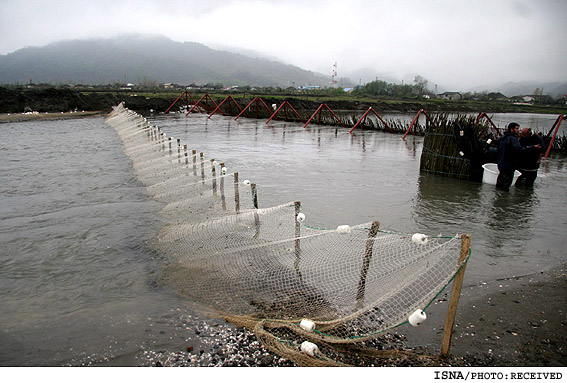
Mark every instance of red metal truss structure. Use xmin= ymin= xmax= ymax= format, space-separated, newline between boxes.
xmin=186 ymin=93 xmax=218 ymax=115
xmin=303 ymin=104 xmax=347 ymax=129
xmin=475 ymin=112 xmax=501 ymax=138
xmin=164 ymin=90 xmax=197 ymax=114
xmin=544 ymin=114 xmax=566 ymax=159
xmin=402 ymin=109 xmax=428 ymax=140
xmin=265 ymin=101 xmax=303 ymax=124
xmin=235 ymin=97 xmax=273 ymax=120
xmin=208 ymin=96 xmax=243 ymax=118
xmin=349 ymin=107 xmax=394 ymax=134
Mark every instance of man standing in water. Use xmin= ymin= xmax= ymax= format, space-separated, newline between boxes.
xmin=496 ymin=122 xmax=541 ymax=192
xmin=515 ymin=128 xmax=546 ymax=187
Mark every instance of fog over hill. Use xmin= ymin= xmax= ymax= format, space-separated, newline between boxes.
xmin=0 ymin=34 xmax=329 ymax=88
xmin=0 ymin=34 xmax=565 ymax=98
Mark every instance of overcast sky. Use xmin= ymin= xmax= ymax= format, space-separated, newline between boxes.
xmin=1 ymin=0 xmax=565 ymax=90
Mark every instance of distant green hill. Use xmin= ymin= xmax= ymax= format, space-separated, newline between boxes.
xmin=0 ymin=34 xmax=329 ymax=87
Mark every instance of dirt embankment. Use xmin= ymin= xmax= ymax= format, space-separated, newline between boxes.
xmin=4 ymin=86 xmax=562 ymax=119
xmin=0 ymin=87 xmax=172 ymax=116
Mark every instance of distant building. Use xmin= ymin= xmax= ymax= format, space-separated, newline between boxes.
xmin=510 ymin=95 xmax=536 ymax=104
xmin=437 ymin=92 xmax=462 ymax=100
xmin=522 ymin=95 xmax=535 ymax=103
xmin=298 ymin=85 xmax=321 ymax=90
xmin=486 ymin=92 xmax=508 ymax=101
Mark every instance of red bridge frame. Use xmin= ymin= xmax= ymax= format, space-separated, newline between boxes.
xmin=235 ymin=97 xmax=273 ymax=120
xmin=186 ymin=93 xmax=218 ymax=115
xmin=208 ymin=95 xmax=242 ymax=119
xmin=303 ymin=104 xmax=346 ymax=129
xmin=266 ymin=101 xmax=303 ymax=124
xmin=164 ymin=90 xmax=196 ymax=114
xmin=349 ymin=107 xmax=393 ymax=134
xmin=402 ymin=109 xmax=428 ymax=140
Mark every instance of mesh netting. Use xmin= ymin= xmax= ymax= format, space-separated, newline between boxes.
xmin=105 ymin=103 xmax=470 ymax=366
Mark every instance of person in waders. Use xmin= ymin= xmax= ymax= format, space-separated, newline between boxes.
xmin=515 ymin=127 xmax=546 ymax=187
xmin=496 ymin=122 xmax=541 ymax=192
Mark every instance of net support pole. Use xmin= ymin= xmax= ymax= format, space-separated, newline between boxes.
xmin=294 ymin=201 xmax=301 ymax=256
xmin=356 ymin=221 xmax=381 ymax=303
xmin=440 ymin=234 xmax=471 ymax=357
xmin=234 ymin=172 xmax=240 ymax=214
xmin=251 ymin=182 xmax=258 ymax=209
xmin=192 ymin=150 xmax=197 ymax=176
xmin=211 ymin=159 xmax=217 ymax=195
xmin=200 ymin=152 xmax=205 ymax=181
xmin=220 ymin=162 xmax=226 ymax=210
xmin=294 ymin=201 xmax=302 ymax=280
xmin=251 ymin=182 xmax=260 ymax=238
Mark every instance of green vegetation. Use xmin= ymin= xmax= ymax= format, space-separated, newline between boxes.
xmin=1 ymin=83 xmax=566 ymax=116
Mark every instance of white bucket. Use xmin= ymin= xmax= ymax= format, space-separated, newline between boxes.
xmin=481 ymin=163 xmax=521 ymax=185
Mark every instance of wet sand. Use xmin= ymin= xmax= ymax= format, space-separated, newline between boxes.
xmin=0 ymin=111 xmax=107 ymax=123
xmin=449 ymin=263 xmax=567 ymax=366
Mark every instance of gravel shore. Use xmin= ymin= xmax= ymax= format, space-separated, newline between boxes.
xmin=134 ymin=263 xmax=566 ymax=367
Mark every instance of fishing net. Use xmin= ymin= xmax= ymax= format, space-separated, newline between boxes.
xmin=105 ymin=103 xmax=470 ymax=366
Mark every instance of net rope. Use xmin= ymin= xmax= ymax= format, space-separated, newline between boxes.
xmin=105 ymin=103 xmax=470 ymax=366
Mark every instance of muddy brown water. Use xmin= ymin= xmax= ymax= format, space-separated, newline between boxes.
xmin=0 ymin=113 xmax=565 ymax=365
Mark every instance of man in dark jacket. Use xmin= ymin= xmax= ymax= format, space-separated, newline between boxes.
xmin=496 ymin=123 xmax=541 ymax=192
xmin=515 ymin=128 xmax=546 ymax=187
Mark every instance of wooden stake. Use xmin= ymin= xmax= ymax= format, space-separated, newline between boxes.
xmin=251 ymin=182 xmax=260 ymax=238
xmin=220 ymin=162 xmax=226 ymax=210
xmin=211 ymin=158 xmax=217 ymax=195
xmin=251 ymin=182 xmax=258 ymax=209
xmin=440 ymin=234 xmax=471 ymax=357
xmin=234 ymin=172 xmax=240 ymax=214
xmin=356 ymin=221 xmax=380 ymax=303
xmin=294 ymin=201 xmax=303 ymax=281
xmin=200 ymin=152 xmax=205 ymax=181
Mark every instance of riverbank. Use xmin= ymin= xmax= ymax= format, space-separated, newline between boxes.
xmin=1 ymin=86 xmax=565 ymax=117
xmin=450 ymin=262 xmax=567 ymax=366
xmin=134 ymin=263 xmax=566 ymax=367
xmin=0 ymin=111 xmax=106 ymax=124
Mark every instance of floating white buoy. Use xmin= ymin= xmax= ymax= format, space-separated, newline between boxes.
xmin=408 ymin=309 xmax=427 ymax=326
xmin=412 ymin=233 xmax=429 ymax=245
xmin=299 ymin=319 xmax=315 ymax=332
xmin=300 ymin=341 xmax=319 ymax=356
xmin=459 ymin=130 xmax=464 ymax=137
xmin=297 ymin=213 xmax=306 ymax=222
xmin=243 ymin=180 xmax=251 ymax=185
xmin=336 ymin=225 xmax=351 ymax=234
xmin=486 ymin=138 xmax=493 ymax=145
xmin=459 ymin=151 xmax=464 ymax=156
xmin=221 ymin=167 xmax=227 ymax=175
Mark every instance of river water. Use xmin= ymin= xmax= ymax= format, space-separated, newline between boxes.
xmin=1 ymin=112 xmax=565 ymax=366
